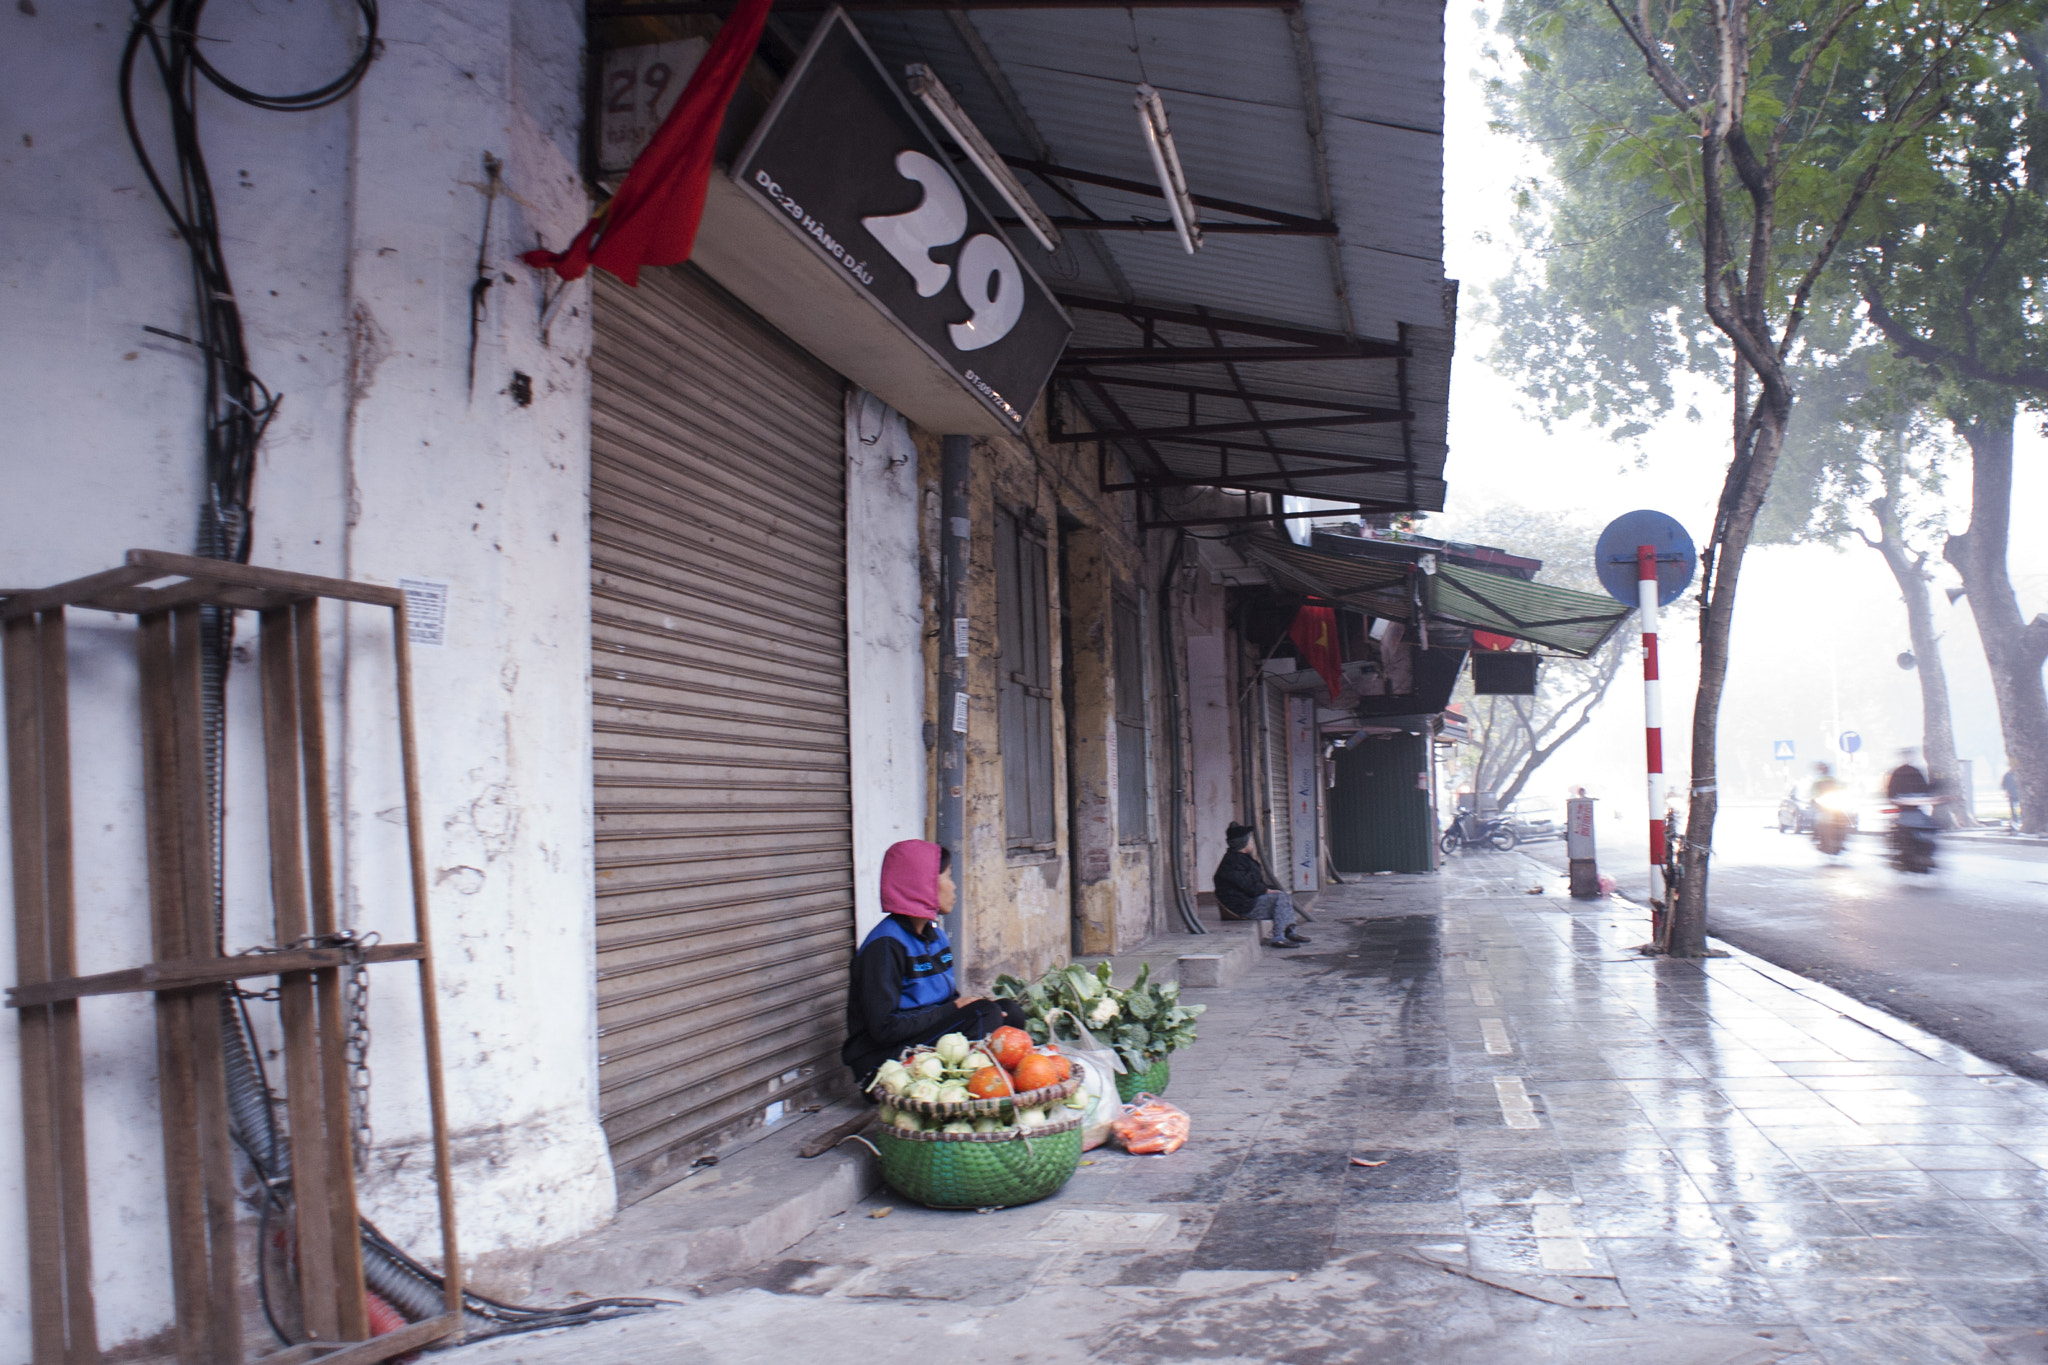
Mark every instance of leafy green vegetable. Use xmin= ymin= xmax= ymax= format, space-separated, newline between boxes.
xmin=992 ymin=959 xmax=1205 ymax=1070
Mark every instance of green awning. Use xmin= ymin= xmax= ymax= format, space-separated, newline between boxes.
xmin=1424 ymin=562 xmax=1632 ymax=659
xmin=1237 ymin=537 xmax=1414 ymax=620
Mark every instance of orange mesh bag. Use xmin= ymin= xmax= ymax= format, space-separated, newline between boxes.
xmin=1110 ymin=1096 xmax=1190 ymax=1155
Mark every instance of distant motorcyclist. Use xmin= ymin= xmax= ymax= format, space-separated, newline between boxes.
xmin=1885 ymin=750 xmax=1940 ymax=873
xmin=1886 ymin=750 xmax=1930 ymax=800
xmin=1811 ymin=762 xmax=1852 ymax=856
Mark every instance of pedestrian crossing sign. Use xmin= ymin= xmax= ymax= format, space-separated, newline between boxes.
xmin=1773 ymin=740 xmax=1795 ymax=761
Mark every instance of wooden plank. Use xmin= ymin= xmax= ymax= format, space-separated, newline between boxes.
xmin=798 ymin=1108 xmax=876 ymax=1158
xmin=0 ymin=563 xmax=155 ymax=622
xmin=391 ymin=610 xmax=465 ymax=1315
xmin=296 ymin=599 xmax=371 ymax=1340
xmin=138 ymin=609 xmax=213 ymax=1364
xmin=6 ymin=611 xmax=90 ymax=1363
xmin=166 ymin=606 xmax=242 ymax=1364
xmin=35 ymin=612 xmax=98 ymax=1364
xmin=3 ymin=943 xmax=428 ymax=1007
xmin=292 ymin=1313 xmax=463 ymax=1365
xmin=262 ymin=608 xmax=342 ymax=1343
xmin=125 ymin=549 xmax=405 ymax=608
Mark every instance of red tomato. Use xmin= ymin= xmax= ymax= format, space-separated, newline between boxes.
xmin=989 ymin=1025 xmax=1033 ymax=1071
xmin=966 ymin=1064 xmax=1014 ymax=1099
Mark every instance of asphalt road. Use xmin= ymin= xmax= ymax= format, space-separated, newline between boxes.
xmin=1516 ymin=808 xmax=2048 ymax=1084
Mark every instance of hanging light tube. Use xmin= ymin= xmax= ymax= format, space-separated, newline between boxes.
xmin=1134 ymin=83 xmax=1202 ymax=254
xmin=905 ymin=64 xmax=1062 ymax=253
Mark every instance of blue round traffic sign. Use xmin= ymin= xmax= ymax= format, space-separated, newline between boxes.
xmin=1595 ymin=510 xmax=1697 ymax=608
xmin=1839 ymin=731 xmax=1861 ymax=754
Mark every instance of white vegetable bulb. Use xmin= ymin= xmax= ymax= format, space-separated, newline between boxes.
xmin=913 ymin=1053 xmax=946 ymax=1081
xmin=935 ymin=1033 xmax=972 ymax=1065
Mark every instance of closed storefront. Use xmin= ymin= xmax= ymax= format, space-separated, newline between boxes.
xmin=1330 ymin=733 xmax=1436 ymax=874
xmin=588 ymin=265 xmax=854 ymax=1201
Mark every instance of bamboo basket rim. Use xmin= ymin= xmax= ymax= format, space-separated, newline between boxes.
xmin=877 ymin=1112 xmax=1085 ymax=1142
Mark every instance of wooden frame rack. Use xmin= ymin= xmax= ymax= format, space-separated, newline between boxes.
xmin=4 ymin=550 xmax=462 ymax=1364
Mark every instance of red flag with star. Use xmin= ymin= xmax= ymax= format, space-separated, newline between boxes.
xmin=1288 ymin=605 xmax=1344 ymax=699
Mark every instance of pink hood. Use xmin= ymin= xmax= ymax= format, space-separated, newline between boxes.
xmin=879 ymin=840 xmax=943 ymax=920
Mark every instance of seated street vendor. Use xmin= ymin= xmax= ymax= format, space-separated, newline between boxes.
xmin=1213 ymin=821 xmax=1312 ymax=949
xmin=842 ymin=839 xmax=1028 ymax=1089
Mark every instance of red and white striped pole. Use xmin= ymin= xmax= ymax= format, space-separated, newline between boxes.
xmin=1638 ymin=544 xmax=1666 ymax=935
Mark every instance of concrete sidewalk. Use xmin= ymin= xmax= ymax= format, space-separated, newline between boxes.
xmin=438 ymin=856 xmax=2048 ymax=1363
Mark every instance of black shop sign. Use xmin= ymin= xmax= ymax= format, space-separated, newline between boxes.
xmin=732 ymin=10 xmax=1071 ymax=432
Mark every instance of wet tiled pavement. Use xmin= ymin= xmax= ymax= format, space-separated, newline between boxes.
xmin=444 ymin=855 xmax=2048 ymax=1363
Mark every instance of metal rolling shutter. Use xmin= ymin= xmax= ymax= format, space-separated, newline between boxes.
xmin=1264 ymin=682 xmax=1292 ymax=883
xmin=589 ymin=265 xmax=852 ymax=1201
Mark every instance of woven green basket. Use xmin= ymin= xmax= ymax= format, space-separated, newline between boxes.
xmin=1115 ymin=1053 xmax=1170 ymax=1102
xmin=873 ymin=1117 xmax=1084 ymax=1210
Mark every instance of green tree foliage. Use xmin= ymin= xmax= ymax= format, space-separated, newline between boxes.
xmin=1487 ymin=0 xmax=2017 ymax=947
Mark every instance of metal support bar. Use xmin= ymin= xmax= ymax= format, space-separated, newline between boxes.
xmin=1056 ymin=372 xmax=1407 ymax=414
xmin=1058 ymin=345 xmax=1389 ymax=365
xmin=1001 ymin=216 xmax=1334 ymax=235
xmin=594 ymin=0 xmax=1292 ymax=10
xmin=1004 ymin=157 xmax=1334 ymax=230
xmin=1055 ymin=294 xmax=1406 ymax=353
xmin=1047 ymin=410 xmax=1406 ymax=444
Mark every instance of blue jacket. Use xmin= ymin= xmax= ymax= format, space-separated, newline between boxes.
xmin=841 ymin=916 xmax=958 ymax=1079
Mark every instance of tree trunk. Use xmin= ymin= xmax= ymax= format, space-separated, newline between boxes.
xmin=1866 ymin=501 xmax=1967 ymax=826
xmin=1947 ymin=405 xmax=2048 ymax=832
xmin=1672 ymin=405 xmax=1790 ymax=956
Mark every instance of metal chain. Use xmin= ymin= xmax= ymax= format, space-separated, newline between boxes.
xmin=341 ymin=932 xmax=377 ymax=1175
xmin=231 ymin=929 xmax=378 ymax=1173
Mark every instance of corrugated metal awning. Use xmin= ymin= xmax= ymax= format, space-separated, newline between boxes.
xmin=845 ymin=3 xmax=1453 ymax=517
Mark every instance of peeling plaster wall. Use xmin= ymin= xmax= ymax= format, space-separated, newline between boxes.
xmin=919 ymin=411 xmax=1161 ymax=990
xmin=845 ymin=392 xmax=927 ymax=943
xmin=0 ymin=2 xmax=610 ymax=1354
xmin=1185 ymin=577 xmax=1242 ymax=891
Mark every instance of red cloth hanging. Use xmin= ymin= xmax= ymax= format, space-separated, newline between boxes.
xmin=1472 ymin=630 xmax=1517 ymax=651
xmin=1288 ymin=605 xmax=1344 ymax=699
xmin=522 ymin=0 xmax=773 ymax=286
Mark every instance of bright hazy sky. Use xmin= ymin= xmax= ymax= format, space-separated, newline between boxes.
xmin=1431 ymin=3 xmax=2048 ymax=816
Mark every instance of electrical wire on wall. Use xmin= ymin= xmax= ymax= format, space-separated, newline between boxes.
xmin=117 ymin=3 xmax=671 ymax=1347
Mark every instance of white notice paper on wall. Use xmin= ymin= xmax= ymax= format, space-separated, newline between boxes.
xmin=399 ymin=578 xmax=449 ymax=647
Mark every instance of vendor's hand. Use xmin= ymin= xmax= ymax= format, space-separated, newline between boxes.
xmin=957 ymin=996 xmax=983 ymax=1010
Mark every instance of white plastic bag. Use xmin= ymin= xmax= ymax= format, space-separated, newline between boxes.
xmin=1042 ymin=1006 xmax=1125 ymax=1150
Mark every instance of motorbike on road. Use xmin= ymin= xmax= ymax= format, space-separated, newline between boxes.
xmin=1440 ymin=809 xmax=1518 ymax=854
xmin=1887 ymin=796 xmax=1940 ymax=874
xmin=1812 ymin=787 xmax=1855 ymax=857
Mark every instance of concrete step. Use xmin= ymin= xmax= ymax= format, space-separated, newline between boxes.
xmin=1081 ymin=912 xmax=1264 ymax=991
xmin=518 ymin=1100 xmax=878 ymax=1299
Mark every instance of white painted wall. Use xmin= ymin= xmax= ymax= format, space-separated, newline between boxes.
xmin=845 ymin=391 xmax=929 ymax=942
xmin=0 ymin=2 xmax=612 ymax=1353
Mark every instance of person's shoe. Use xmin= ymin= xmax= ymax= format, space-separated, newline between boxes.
xmin=1268 ymin=934 xmax=1304 ymax=948
xmin=1280 ymin=933 xmax=1312 ymax=946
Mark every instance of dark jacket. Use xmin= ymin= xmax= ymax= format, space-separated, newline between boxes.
xmin=1886 ymin=764 xmax=1929 ymax=800
xmin=1213 ymin=848 xmax=1278 ymax=917
xmin=840 ymin=919 xmax=959 ymax=1081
